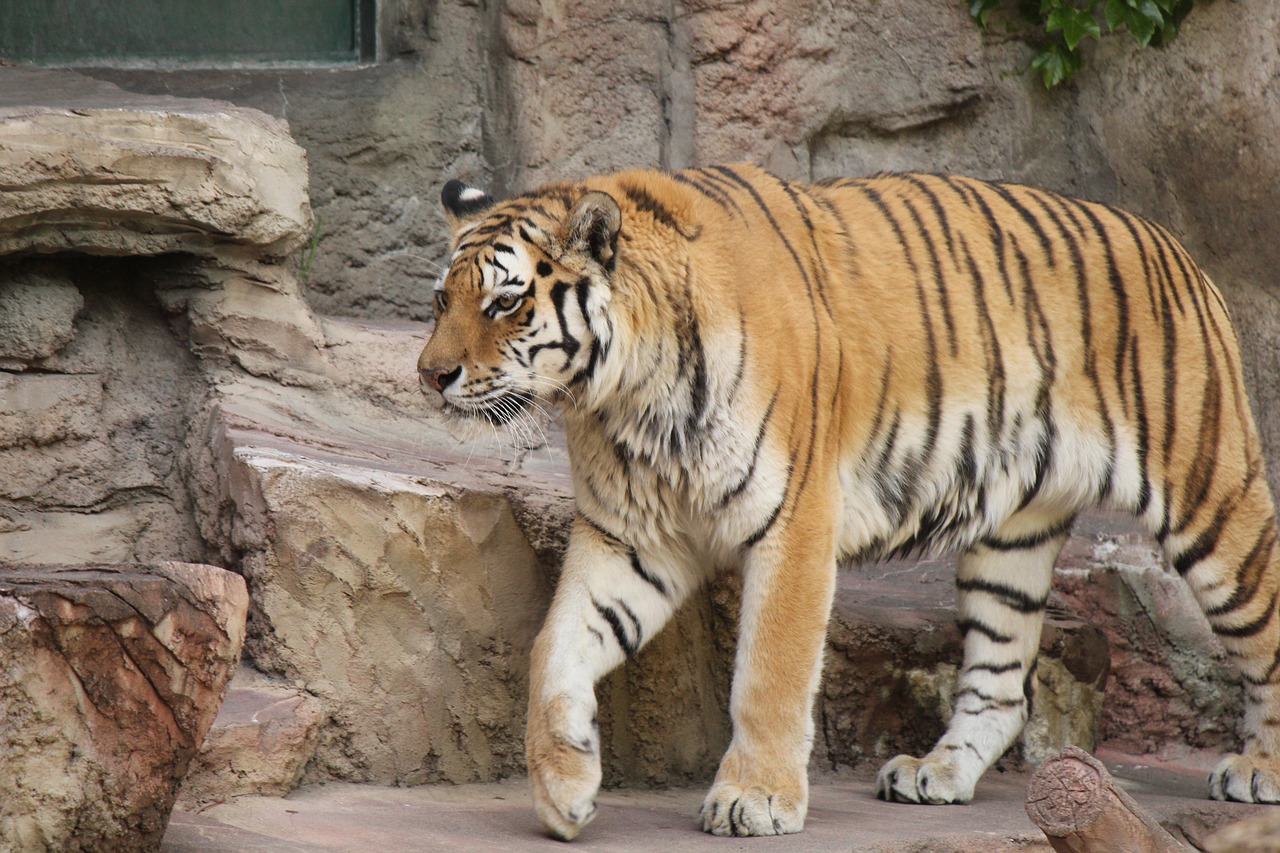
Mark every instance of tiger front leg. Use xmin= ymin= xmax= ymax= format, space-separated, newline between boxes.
xmin=527 ymin=517 xmax=689 ymax=840
xmin=877 ymin=528 xmax=1065 ymax=804
xmin=701 ymin=514 xmax=837 ymax=837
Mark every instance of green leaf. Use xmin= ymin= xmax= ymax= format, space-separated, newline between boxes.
xmin=1125 ymin=1 xmax=1160 ymax=44
xmin=1064 ymin=9 xmax=1102 ymax=49
xmin=1046 ymin=5 xmax=1073 ymax=31
xmin=1104 ymin=0 xmax=1129 ymax=30
xmin=1030 ymin=42 xmax=1080 ymax=88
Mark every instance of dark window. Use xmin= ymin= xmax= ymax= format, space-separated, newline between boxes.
xmin=0 ymin=0 xmax=376 ymax=66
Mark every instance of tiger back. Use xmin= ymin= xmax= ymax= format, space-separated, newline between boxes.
xmin=418 ymin=164 xmax=1280 ymax=839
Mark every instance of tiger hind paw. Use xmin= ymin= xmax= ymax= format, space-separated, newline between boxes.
xmin=1209 ymin=754 xmax=1280 ymax=803
xmin=875 ymin=754 xmax=975 ymax=805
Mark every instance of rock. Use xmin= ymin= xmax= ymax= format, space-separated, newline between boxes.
xmin=1054 ymin=518 xmax=1242 ymax=757
xmin=1204 ymin=810 xmax=1280 ymax=853
xmin=0 ymin=270 xmax=83 ymax=370
xmin=176 ymin=666 xmax=324 ymax=807
xmin=0 ymin=562 xmax=247 ymax=853
xmin=222 ymin=434 xmax=560 ymax=787
xmin=820 ymin=554 xmax=1111 ymax=772
xmin=0 ymin=67 xmax=311 ymax=259
xmin=0 ymin=260 xmax=208 ymax=567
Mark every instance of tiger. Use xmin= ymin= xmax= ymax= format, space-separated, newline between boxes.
xmin=416 ymin=163 xmax=1280 ymax=839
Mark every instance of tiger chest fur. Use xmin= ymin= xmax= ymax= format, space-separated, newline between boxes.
xmin=418 ymin=164 xmax=1280 ymax=839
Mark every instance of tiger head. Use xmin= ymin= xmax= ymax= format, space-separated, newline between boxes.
xmin=417 ymin=179 xmax=621 ymax=424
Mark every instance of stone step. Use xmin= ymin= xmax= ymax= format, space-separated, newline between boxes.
xmin=176 ymin=666 xmax=325 ymax=809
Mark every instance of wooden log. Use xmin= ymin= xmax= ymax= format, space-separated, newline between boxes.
xmin=1204 ymin=811 xmax=1280 ymax=853
xmin=1025 ymin=746 xmax=1188 ymax=853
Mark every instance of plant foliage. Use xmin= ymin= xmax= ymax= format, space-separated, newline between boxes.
xmin=969 ymin=0 xmax=1197 ymax=88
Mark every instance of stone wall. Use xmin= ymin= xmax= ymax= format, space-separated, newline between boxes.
xmin=89 ymin=0 xmax=1280 ymax=495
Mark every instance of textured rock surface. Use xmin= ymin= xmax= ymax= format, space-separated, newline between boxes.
xmin=0 ymin=258 xmax=209 ymax=566
xmin=0 ymin=67 xmax=324 ymax=566
xmin=0 ymin=67 xmax=311 ymax=258
xmin=0 ymin=562 xmax=247 ymax=853
xmin=176 ymin=666 xmax=324 ymax=807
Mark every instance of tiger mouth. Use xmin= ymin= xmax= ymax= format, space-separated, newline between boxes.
xmin=447 ymin=390 xmax=535 ymax=425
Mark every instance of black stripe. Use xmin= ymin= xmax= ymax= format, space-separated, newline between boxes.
xmin=672 ymin=170 xmax=744 ymax=216
xmin=593 ymin=598 xmax=638 ymax=658
xmin=980 ymin=517 xmax=1073 ymax=551
xmin=960 ymin=235 xmax=1006 ymax=443
xmin=989 ymin=182 xmax=1056 ymax=267
xmin=902 ymin=174 xmax=958 ymax=262
xmin=1023 ymin=660 xmax=1038 ymax=712
xmin=629 ymin=550 xmax=669 ymax=597
xmin=578 ymin=511 xmax=624 ymax=544
xmin=860 ymin=185 xmax=944 ymax=479
xmin=899 ymin=194 xmax=959 ymax=357
xmin=742 ymin=465 xmax=793 ymax=550
xmin=684 ymin=313 xmax=709 ymax=443
xmin=1034 ymin=192 xmax=1118 ymax=498
xmin=619 ymin=180 xmax=685 ymax=235
xmin=954 ymin=686 xmax=1023 ymax=707
xmin=1111 ymin=210 xmax=1178 ymax=517
xmin=956 ymin=577 xmax=1048 ymax=613
xmin=966 ymin=661 xmax=1023 ymax=675
xmin=1212 ymin=591 xmax=1278 ymax=639
xmin=718 ymin=389 xmax=780 ymax=508
xmin=780 ymin=181 xmax=836 ymax=320
xmin=1076 ymin=203 xmax=1134 ymax=420
xmin=709 ymin=167 xmax=819 ymax=311
xmin=948 ymin=177 xmax=1017 ymax=302
xmin=1128 ymin=337 xmax=1153 ymax=514
xmin=716 ymin=167 xmax=827 ymax=504
xmin=1204 ymin=523 xmax=1273 ymax=617
xmin=957 ymin=617 xmax=1014 ymax=643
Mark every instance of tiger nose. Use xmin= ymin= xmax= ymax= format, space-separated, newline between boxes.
xmin=420 ymin=365 xmax=462 ymax=394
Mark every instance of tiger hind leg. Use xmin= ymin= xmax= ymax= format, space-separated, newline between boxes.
xmin=876 ymin=523 xmax=1068 ymax=804
xmin=1164 ymin=466 xmax=1280 ymax=803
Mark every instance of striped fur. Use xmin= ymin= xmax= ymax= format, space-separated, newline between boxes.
xmin=418 ymin=165 xmax=1280 ymax=838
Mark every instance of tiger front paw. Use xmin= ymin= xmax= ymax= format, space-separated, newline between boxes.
xmin=527 ymin=694 xmax=602 ymax=841
xmin=699 ymin=751 xmax=807 ymax=837
xmin=875 ymin=754 xmax=975 ymax=805
xmin=1209 ymin=753 xmax=1280 ymax=803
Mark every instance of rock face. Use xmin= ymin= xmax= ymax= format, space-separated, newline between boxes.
xmin=0 ymin=563 xmax=247 ymax=852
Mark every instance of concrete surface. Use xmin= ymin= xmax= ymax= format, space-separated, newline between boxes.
xmin=163 ymin=759 xmax=1266 ymax=853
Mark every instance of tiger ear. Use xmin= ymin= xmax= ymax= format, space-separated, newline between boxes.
xmin=563 ymin=191 xmax=621 ymax=270
xmin=441 ymin=179 xmax=496 ymax=231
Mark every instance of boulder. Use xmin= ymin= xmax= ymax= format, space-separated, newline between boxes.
xmin=176 ymin=666 xmax=324 ymax=807
xmin=0 ymin=562 xmax=247 ymax=853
